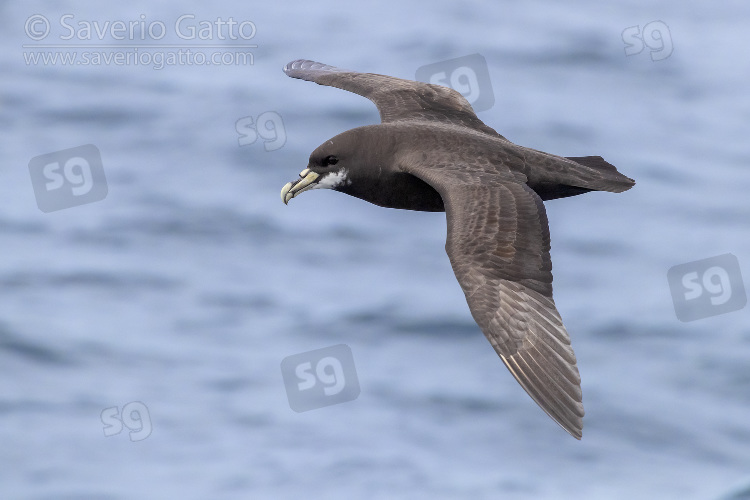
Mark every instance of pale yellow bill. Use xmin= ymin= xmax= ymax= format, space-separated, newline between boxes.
xmin=281 ymin=169 xmax=319 ymax=204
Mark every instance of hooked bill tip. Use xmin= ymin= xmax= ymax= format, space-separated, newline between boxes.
xmin=280 ymin=182 xmax=293 ymax=205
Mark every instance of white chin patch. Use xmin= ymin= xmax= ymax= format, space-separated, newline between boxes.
xmin=313 ymin=169 xmax=349 ymax=190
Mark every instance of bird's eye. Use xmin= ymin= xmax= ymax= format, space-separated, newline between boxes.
xmin=323 ymin=155 xmax=338 ymax=166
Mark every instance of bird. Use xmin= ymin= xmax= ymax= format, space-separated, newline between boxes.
xmin=280 ymin=59 xmax=635 ymax=439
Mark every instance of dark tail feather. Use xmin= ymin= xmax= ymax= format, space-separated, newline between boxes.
xmin=533 ymin=184 xmax=594 ymax=201
xmin=566 ymin=156 xmax=619 ymax=174
xmin=565 ymin=156 xmax=635 ymax=193
xmin=531 ymin=155 xmax=635 ymax=201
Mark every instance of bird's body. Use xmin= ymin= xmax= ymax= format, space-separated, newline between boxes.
xmin=317 ymin=122 xmax=632 ymax=211
xmin=280 ymin=59 xmax=635 ymax=439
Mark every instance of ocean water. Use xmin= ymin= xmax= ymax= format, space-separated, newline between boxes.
xmin=3 ymin=0 xmax=750 ymax=498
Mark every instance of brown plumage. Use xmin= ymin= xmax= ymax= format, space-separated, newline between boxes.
xmin=281 ymin=59 xmax=635 ymax=439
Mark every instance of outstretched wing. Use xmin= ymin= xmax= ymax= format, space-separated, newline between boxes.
xmin=283 ymin=59 xmax=503 ymax=137
xmin=401 ymin=157 xmax=584 ymax=438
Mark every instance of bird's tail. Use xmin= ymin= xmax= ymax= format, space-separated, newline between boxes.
xmin=565 ymin=156 xmax=635 ymax=193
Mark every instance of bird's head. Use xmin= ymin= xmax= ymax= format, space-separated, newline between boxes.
xmin=280 ymin=145 xmax=349 ymax=205
xmin=280 ymin=127 xmax=393 ymax=205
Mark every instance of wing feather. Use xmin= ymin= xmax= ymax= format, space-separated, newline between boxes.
xmin=401 ymin=160 xmax=585 ymax=438
xmin=284 ymin=59 xmax=504 ymax=137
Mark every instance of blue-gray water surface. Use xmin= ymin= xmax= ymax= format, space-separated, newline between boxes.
xmin=3 ymin=1 xmax=750 ymax=498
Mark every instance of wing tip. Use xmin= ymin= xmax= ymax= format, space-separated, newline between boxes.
xmin=527 ymin=386 xmax=584 ymax=440
xmin=501 ymin=354 xmax=585 ymax=440
xmin=283 ymin=59 xmax=346 ymax=77
xmin=563 ymin=420 xmax=583 ymax=440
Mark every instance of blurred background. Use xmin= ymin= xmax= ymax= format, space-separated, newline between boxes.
xmin=2 ymin=0 xmax=750 ymax=498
